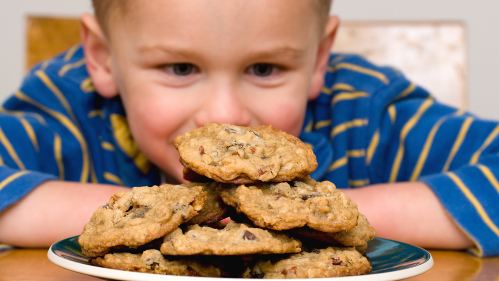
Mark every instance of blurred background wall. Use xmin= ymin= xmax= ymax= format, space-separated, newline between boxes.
xmin=1 ymin=0 xmax=498 ymax=119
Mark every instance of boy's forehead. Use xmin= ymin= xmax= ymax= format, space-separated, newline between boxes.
xmin=109 ymin=0 xmax=324 ymax=46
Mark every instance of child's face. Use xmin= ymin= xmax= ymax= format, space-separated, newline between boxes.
xmin=93 ymin=0 xmax=334 ymax=181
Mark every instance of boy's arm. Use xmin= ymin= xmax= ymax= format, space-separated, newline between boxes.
xmin=342 ymin=181 xmax=474 ymax=250
xmin=0 ymin=181 xmax=129 ymax=248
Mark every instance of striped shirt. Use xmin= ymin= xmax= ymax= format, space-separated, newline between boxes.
xmin=0 ymin=46 xmax=498 ymax=256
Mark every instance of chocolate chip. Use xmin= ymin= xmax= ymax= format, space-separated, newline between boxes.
xmin=301 ymin=194 xmax=319 ymax=200
xmin=250 ymin=131 xmax=262 ymax=138
xmin=187 ymin=267 xmax=201 ymax=276
xmin=281 ymin=267 xmax=297 ymax=275
xmin=332 ymin=258 xmax=343 ymax=265
xmin=131 ymin=207 xmax=151 ymax=219
xmin=242 ymin=230 xmax=258 ymax=241
xmin=258 ymin=168 xmax=267 ymax=176
xmin=199 ymin=146 xmax=205 ymax=155
xmin=253 ymin=272 xmax=265 ymax=278
xmin=150 ymin=262 xmax=159 ymax=270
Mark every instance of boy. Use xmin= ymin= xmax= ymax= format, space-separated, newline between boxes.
xmin=0 ymin=0 xmax=497 ymax=257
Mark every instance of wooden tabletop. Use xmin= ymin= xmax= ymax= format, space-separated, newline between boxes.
xmin=1 ymin=248 xmax=499 ymax=280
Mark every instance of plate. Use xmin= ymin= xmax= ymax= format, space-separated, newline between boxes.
xmin=48 ymin=236 xmax=433 ymax=281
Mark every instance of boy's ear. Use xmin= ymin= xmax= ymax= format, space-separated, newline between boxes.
xmin=309 ymin=16 xmax=340 ymax=101
xmin=79 ymin=13 xmax=119 ymax=99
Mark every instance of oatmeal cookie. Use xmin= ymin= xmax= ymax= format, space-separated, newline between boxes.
xmin=79 ymin=183 xmax=207 ymax=258
xmin=174 ymin=123 xmax=318 ymax=184
xmin=160 ymin=222 xmax=302 ymax=255
xmin=91 ymin=249 xmax=234 ymax=277
xmin=290 ymin=213 xmax=376 ymax=247
xmin=187 ymin=182 xmax=229 ymax=225
xmin=242 ymin=247 xmax=371 ymax=278
xmin=218 ymin=178 xmax=359 ymax=232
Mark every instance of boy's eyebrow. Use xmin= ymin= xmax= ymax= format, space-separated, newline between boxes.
xmin=137 ymin=44 xmax=305 ymax=61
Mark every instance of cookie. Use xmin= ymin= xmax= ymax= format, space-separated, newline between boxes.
xmin=290 ymin=213 xmax=376 ymax=247
xmin=79 ymin=183 xmax=207 ymax=258
xmin=174 ymin=123 xmax=318 ymax=184
xmin=242 ymin=247 xmax=371 ymax=278
xmin=187 ymin=182 xmax=229 ymax=225
xmin=91 ymin=249 xmax=233 ymax=277
xmin=160 ymin=222 xmax=302 ymax=255
xmin=218 ymin=178 xmax=359 ymax=232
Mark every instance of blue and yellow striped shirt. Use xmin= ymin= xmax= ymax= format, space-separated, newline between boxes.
xmin=0 ymin=46 xmax=498 ymax=257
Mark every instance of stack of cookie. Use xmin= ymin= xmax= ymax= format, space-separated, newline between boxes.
xmin=79 ymin=123 xmax=375 ymax=278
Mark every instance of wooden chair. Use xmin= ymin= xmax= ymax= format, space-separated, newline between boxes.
xmin=26 ymin=16 xmax=467 ymax=108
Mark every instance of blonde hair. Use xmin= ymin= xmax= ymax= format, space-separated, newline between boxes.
xmin=92 ymin=0 xmax=333 ymax=37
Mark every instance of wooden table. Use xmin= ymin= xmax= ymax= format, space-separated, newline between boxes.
xmin=1 ymin=248 xmax=499 ymax=280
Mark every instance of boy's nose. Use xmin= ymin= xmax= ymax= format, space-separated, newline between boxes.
xmin=193 ymin=85 xmax=252 ymax=127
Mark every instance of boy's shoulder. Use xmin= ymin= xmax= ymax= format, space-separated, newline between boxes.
xmin=325 ymin=53 xmax=407 ymax=94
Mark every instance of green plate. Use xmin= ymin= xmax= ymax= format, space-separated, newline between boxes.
xmin=48 ymin=236 xmax=432 ymax=280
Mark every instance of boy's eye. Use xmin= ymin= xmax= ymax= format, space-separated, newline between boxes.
xmin=249 ymin=63 xmax=276 ymax=77
xmin=164 ymin=63 xmax=197 ymax=76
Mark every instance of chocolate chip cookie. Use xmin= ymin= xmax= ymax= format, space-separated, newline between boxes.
xmin=218 ymin=178 xmax=359 ymax=232
xmin=160 ymin=222 xmax=302 ymax=255
xmin=79 ymin=183 xmax=207 ymax=258
xmin=90 ymin=249 xmax=232 ymax=277
xmin=174 ymin=123 xmax=318 ymax=184
xmin=242 ymin=247 xmax=371 ymax=278
xmin=290 ymin=213 xmax=376 ymax=247
xmin=187 ymin=182 xmax=228 ymax=225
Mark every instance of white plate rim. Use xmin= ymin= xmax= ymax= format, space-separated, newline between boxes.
xmin=48 ymin=238 xmax=433 ymax=281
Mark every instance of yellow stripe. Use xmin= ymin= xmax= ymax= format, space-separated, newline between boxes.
xmin=332 ymin=83 xmax=354 ymax=92
xmin=328 ymin=156 xmax=347 ymax=172
xmin=54 ymin=134 xmax=64 ymax=180
xmin=329 ymin=55 xmax=346 ymax=65
xmin=19 ymin=118 xmax=39 ymax=152
xmin=331 ymin=91 xmax=369 ymax=106
xmin=0 ymin=171 xmax=29 ymax=192
xmin=15 ymin=91 xmax=90 ymax=183
xmin=304 ymin=119 xmax=313 ymax=133
xmin=322 ymin=83 xmax=356 ymax=95
xmin=443 ymin=117 xmax=474 ymax=172
xmin=477 ymin=165 xmax=499 ymax=194
xmin=58 ymin=58 xmax=86 ymax=77
xmin=329 ymin=63 xmax=389 ymax=84
xmin=101 ymin=142 xmax=115 ymax=151
xmin=0 ymin=126 xmax=25 ymax=170
xmin=0 ymin=106 xmax=46 ymax=125
xmin=104 ymin=172 xmax=124 ymax=186
xmin=88 ymin=110 xmax=104 ymax=118
xmin=470 ymin=124 xmax=499 ymax=165
xmin=331 ymin=119 xmax=368 ymax=138
xmin=448 ymin=172 xmax=499 ymax=239
xmin=388 ymin=104 xmax=396 ymax=125
xmin=63 ymin=45 xmax=79 ymax=61
xmin=349 ymin=179 xmax=370 ymax=187
xmin=0 ymin=153 xmax=3 ymax=165
xmin=395 ymin=83 xmax=417 ymax=100
xmin=347 ymin=149 xmax=365 ymax=158
xmin=366 ymin=129 xmax=380 ymax=165
xmin=410 ymin=111 xmax=465 ymax=181
xmin=389 ymin=98 xmax=434 ymax=182
xmin=321 ymin=86 xmax=332 ymax=95
xmin=35 ymin=70 xmax=78 ymax=124
xmin=40 ymin=59 xmax=52 ymax=70
xmin=80 ymin=77 xmax=96 ymax=93
xmin=315 ymin=120 xmax=331 ymax=130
